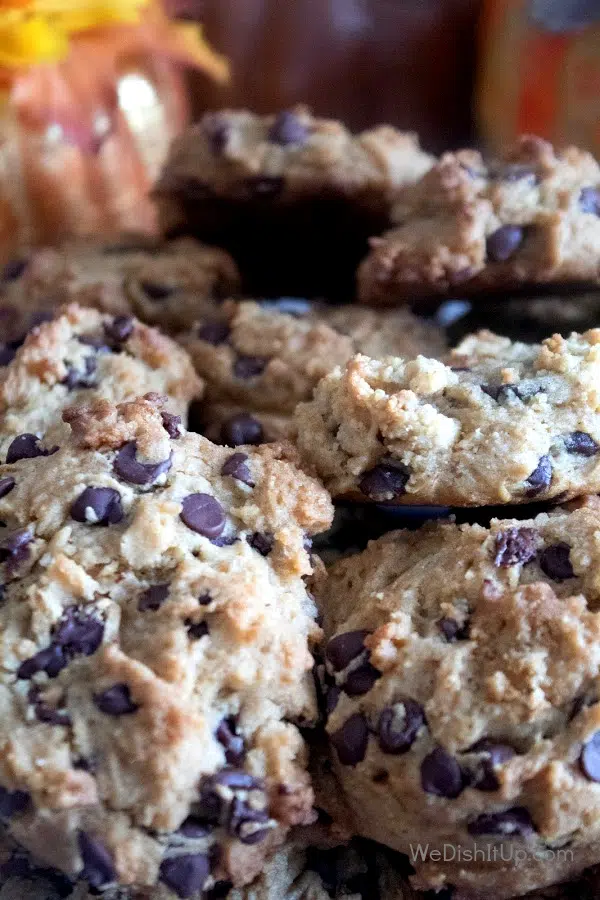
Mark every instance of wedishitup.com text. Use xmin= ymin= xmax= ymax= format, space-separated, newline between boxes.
xmin=409 ymin=843 xmax=574 ymax=866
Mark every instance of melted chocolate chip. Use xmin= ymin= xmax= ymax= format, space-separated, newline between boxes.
xmin=469 ymin=739 xmax=515 ymax=791
xmin=140 ymin=280 xmax=175 ymax=301
xmin=104 ymin=315 xmax=133 ymax=344
xmin=246 ymin=532 xmax=274 ymax=556
xmin=162 ymin=411 xmax=182 ymax=439
xmin=54 ymin=607 xmax=104 ymax=657
xmin=17 ymin=644 xmax=66 ymax=680
xmin=420 ymin=747 xmax=464 ymax=798
xmin=233 ymin=355 xmax=267 ymax=379
xmin=180 ymin=493 xmax=226 ymax=539
xmin=580 ymin=186 xmax=600 ymax=216
xmin=494 ymin=527 xmax=538 ymax=567
xmin=467 ymin=807 xmax=535 ymax=837
xmin=198 ymin=592 xmax=213 ymax=606
xmin=138 ymin=583 xmax=170 ymax=612
xmin=186 ymin=619 xmax=209 ymax=640
xmin=78 ymin=831 xmax=116 ymax=889
xmin=177 ymin=817 xmax=212 ymax=839
xmin=220 ymin=413 xmax=264 ymax=447
xmin=93 ymin=683 xmax=139 ymax=716
xmin=0 ymin=527 xmax=32 ymax=573
xmin=216 ymin=718 xmax=245 ymax=765
xmin=359 ymin=460 xmax=410 ymax=501
xmin=0 ymin=477 xmax=15 ymax=498
xmin=525 ymin=455 xmax=552 ymax=496
xmin=229 ymin=796 xmax=270 ymax=844
xmin=70 ymin=487 xmax=123 ymax=525
xmin=197 ymin=322 xmax=230 ymax=345
xmin=0 ymin=785 xmax=30 ymax=818
xmin=325 ymin=684 xmax=341 ymax=717
xmin=326 ymin=630 xmax=370 ymax=671
xmin=221 ymin=452 xmax=254 ymax=486
xmin=160 ymin=852 xmax=211 ymax=895
xmin=540 ymin=542 xmax=574 ymax=581
xmin=378 ymin=700 xmax=425 ymax=755
xmin=437 ymin=617 xmax=469 ymax=642
xmin=63 ymin=356 xmax=97 ymax=390
xmin=6 ymin=433 xmax=57 ymax=464
xmin=113 ymin=441 xmax=172 ymax=485
xmin=330 ymin=713 xmax=369 ymax=766
xmin=268 ymin=110 xmax=309 ymax=146
xmin=486 ymin=225 xmax=524 ymax=262
xmin=3 ymin=259 xmax=27 ymax=281
xmin=580 ymin=731 xmax=600 ymax=782
xmin=344 ymin=663 xmax=381 ymax=697
xmin=564 ymin=431 xmax=599 ymax=456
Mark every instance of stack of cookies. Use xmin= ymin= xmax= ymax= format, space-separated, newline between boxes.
xmin=3 ymin=107 xmax=600 ymax=900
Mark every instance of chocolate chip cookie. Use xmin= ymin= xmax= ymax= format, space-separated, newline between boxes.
xmin=318 ymin=505 xmax=600 ymax=898
xmin=0 ymin=304 xmax=202 ymax=460
xmin=156 ymin=107 xmax=433 ymax=299
xmin=0 ymin=393 xmax=333 ymax=896
xmin=357 ymin=136 xmax=600 ymax=306
xmin=294 ymin=329 xmax=600 ymax=506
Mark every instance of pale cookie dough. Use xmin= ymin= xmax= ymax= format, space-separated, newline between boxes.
xmin=358 ymin=136 xmax=600 ymax=306
xmin=318 ymin=506 xmax=600 ymax=898
xmin=156 ymin=107 xmax=433 ymax=299
xmin=0 ymin=393 xmax=333 ymax=897
xmin=294 ymin=329 xmax=600 ymax=506
xmin=0 ymin=304 xmax=203 ymax=460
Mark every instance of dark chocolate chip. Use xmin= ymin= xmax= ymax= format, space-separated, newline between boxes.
xmin=221 ymin=452 xmax=254 ymax=486
xmin=3 ymin=259 xmax=27 ymax=281
xmin=213 ymin=769 xmax=261 ymax=790
xmin=268 ymin=110 xmax=309 ymax=146
xmin=437 ymin=617 xmax=469 ymax=642
xmin=525 ymin=455 xmax=552 ymax=496
xmin=220 ymin=414 xmax=264 ymax=447
xmin=246 ymin=532 xmax=274 ymax=556
xmin=54 ymin=606 xmax=104 ymax=657
xmin=177 ymin=817 xmax=212 ymax=839
xmin=0 ymin=344 xmax=16 ymax=365
xmin=198 ymin=592 xmax=213 ymax=606
xmin=330 ymin=713 xmax=369 ymax=766
xmin=78 ymin=831 xmax=116 ymax=890
xmin=6 ymin=433 xmax=57 ymax=463
xmin=0 ymin=477 xmax=15 ymax=498
xmin=326 ymin=630 xmax=370 ymax=671
xmin=0 ymin=785 xmax=30 ymax=818
xmin=420 ymin=747 xmax=464 ymax=798
xmin=378 ymin=700 xmax=425 ymax=755
xmin=580 ymin=186 xmax=600 ymax=216
xmin=359 ymin=460 xmax=410 ymax=501
xmin=494 ymin=527 xmax=538 ymax=567
xmin=63 ymin=356 xmax=97 ymax=390
xmin=245 ymin=176 xmax=284 ymax=198
xmin=34 ymin=698 xmax=71 ymax=727
xmin=481 ymin=381 xmax=542 ymax=402
xmin=564 ymin=431 xmax=599 ymax=457
xmin=94 ymin=683 xmax=139 ymax=716
xmin=540 ymin=542 xmax=574 ymax=581
xmin=486 ymin=225 xmax=524 ymax=262
xmin=233 ymin=355 xmax=267 ymax=379
xmin=259 ymin=298 xmax=312 ymax=317
xmin=216 ymin=718 xmax=245 ymax=765
xmin=17 ymin=644 xmax=66 ymax=680
xmin=104 ymin=315 xmax=133 ymax=343
xmin=343 ymin=662 xmax=381 ymax=696
xmin=186 ymin=619 xmax=209 ymax=640
xmin=180 ymin=493 xmax=226 ymax=539
xmin=467 ymin=807 xmax=535 ymax=837
xmin=70 ymin=487 xmax=123 ymax=525
xmin=0 ymin=527 xmax=32 ymax=572
xmin=160 ymin=852 xmax=210 ymax=897
xmin=138 ymin=583 xmax=170 ymax=612
xmin=229 ymin=796 xmax=270 ymax=844
xmin=140 ymin=280 xmax=174 ymax=301
xmin=162 ymin=411 xmax=182 ymax=439
xmin=197 ymin=322 xmax=230 ymax=345
xmin=325 ymin=685 xmax=341 ymax=717
xmin=469 ymin=739 xmax=515 ymax=791
xmin=211 ymin=533 xmax=237 ymax=548
xmin=113 ymin=441 xmax=172 ymax=485
xmin=581 ymin=731 xmax=600 ymax=782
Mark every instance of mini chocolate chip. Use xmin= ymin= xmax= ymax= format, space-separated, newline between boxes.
xmin=216 ymin=718 xmax=245 ymax=765
xmin=494 ymin=527 xmax=538 ymax=567
xmin=138 ymin=583 xmax=170 ymax=612
xmin=0 ymin=786 xmax=30 ymax=818
xmin=162 ymin=411 xmax=182 ymax=439
xmin=540 ymin=542 xmax=574 ymax=581
xmin=469 ymin=739 xmax=515 ymax=791
xmin=343 ymin=662 xmax=381 ymax=696
xmin=70 ymin=487 xmax=123 ymax=525
xmin=580 ymin=186 xmax=600 ymax=216
xmin=113 ymin=441 xmax=172 ymax=485
xmin=525 ymin=455 xmax=552 ymax=496
xmin=326 ymin=630 xmax=370 ymax=671
xmin=359 ymin=461 xmax=410 ymax=501
xmin=140 ymin=280 xmax=174 ymax=301
xmin=246 ymin=532 xmax=274 ymax=556
xmin=0 ymin=477 xmax=15 ymax=498
xmin=0 ymin=527 xmax=32 ymax=573
xmin=6 ymin=433 xmax=57 ymax=463
xmin=220 ymin=414 xmax=264 ymax=446
xmin=420 ymin=747 xmax=464 ymax=798
xmin=186 ymin=619 xmax=209 ymax=640
xmin=581 ymin=731 xmax=600 ymax=781
xmin=160 ymin=851 xmax=211 ymax=898
xmin=378 ymin=700 xmax=425 ymax=755
xmin=229 ymin=796 xmax=270 ymax=844
xmin=259 ymin=298 xmax=312 ymax=317
xmin=104 ymin=315 xmax=133 ymax=343
xmin=486 ymin=225 xmax=524 ymax=262
xmin=437 ymin=617 xmax=469 ymax=642
xmin=330 ymin=713 xmax=369 ymax=766
xmin=178 ymin=817 xmax=212 ymax=839
xmin=180 ymin=493 xmax=226 ymax=539
xmin=205 ymin=114 xmax=231 ymax=154
xmin=268 ymin=110 xmax=309 ymax=146
xmin=245 ymin=176 xmax=284 ymax=198
xmin=94 ymin=683 xmax=139 ymax=716
xmin=78 ymin=832 xmax=116 ymax=890
xmin=3 ymin=259 xmax=27 ymax=281
xmin=564 ymin=431 xmax=599 ymax=456
xmin=468 ymin=807 xmax=535 ymax=837
xmin=197 ymin=322 xmax=230 ymax=345
xmin=63 ymin=356 xmax=97 ymax=390
xmin=233 ymin=355 xmax=267 ymax=379
xmin=221 ymin=452 xmax=254 ymax=486
xmin=54 ymin=607 xmax=104 ymax=657
xmin=17 ymin=644 xmax=66 ymax=680
xmin=0 ymin=344 xmax=15 ymax=365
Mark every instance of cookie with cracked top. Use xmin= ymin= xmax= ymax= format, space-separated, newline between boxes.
xmin=155 ymin=107 xmax=432 ymax=300
xmin=358 ymin=135 xmax=600 ymax=306
xmin=294 ymin=329 xmax=600 ymax=506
